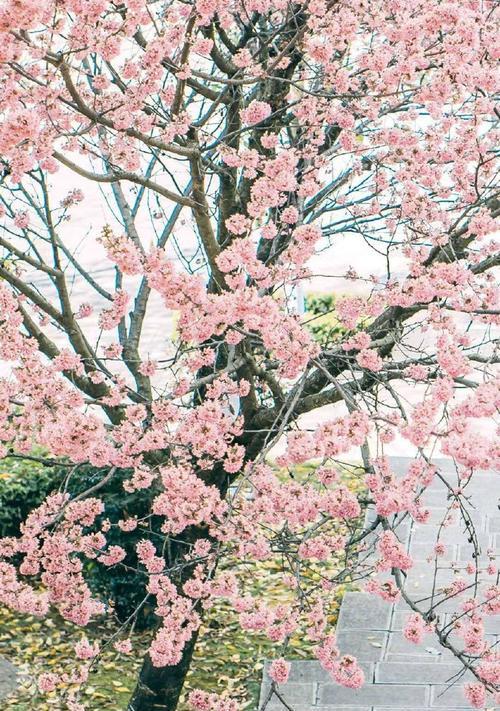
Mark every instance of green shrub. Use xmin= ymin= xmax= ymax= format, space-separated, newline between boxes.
xmin=0 ymin=458 xmax=58 ymax=538
xmin=304 ymin=292 xmax=344 ymax=347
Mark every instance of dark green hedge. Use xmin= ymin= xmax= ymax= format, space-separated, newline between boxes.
xmin=304 ymin=293 xmax=344 ymax=347
xmin=0 ymin=458 xmax=58 ymax=538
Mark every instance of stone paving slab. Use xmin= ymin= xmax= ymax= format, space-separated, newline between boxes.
xmin=262 ymin=660 xmax=375 ymax=685
xmin=402 ymin=571 xmax=473 ymax=596
xmin=374 ymin=663 xmax=474 ymax=685
xmin=390 ymin=457 xmax=457 ymax=475
xmin=383 ymin=651 xmax=460 ymax=665
xmin=410 ymin=527 xmax=491 ymax=547
xmin=482 ymin=615 xmax=500 ymax=633
xmin=0 ymin=658 xmax=17 ymax=699
xmin=409 ymin=543 xmax=459 ymax=561
xmin=273 ymin=660 xmax=332 ymax=684
xmin=422 ymin=509 xmax=486 ymax=527
xmin=395 ymin=592 xmax=491 ymax=614
xmin=336 ymin=594 xmax=392 ymax=631
xmin=386 ymin=632 xmax=450 ymax=657
xmin=318 ymin=683 xmax=430 ymax=707
xmin=260 ymin=682 xmax=316 ymax=707
xmin=335 ymin=630 xmax=387 ymax=662
xmin=430 ymin=685 xmax=498 ymax=708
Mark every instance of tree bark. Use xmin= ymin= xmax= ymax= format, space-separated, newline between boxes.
xmin=127 ymin=630 xmax=199 ymax=711
xmin=126 ymin=464 xmax=228 ymax=710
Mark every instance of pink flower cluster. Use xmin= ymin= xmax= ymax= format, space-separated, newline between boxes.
xmin=356 ymin=349 xmax=383 ymax=372
xmin=268 ymin=658 xmax=291 ymax=684
xmin=188 ymin=689 xmax=239 ymax=711
xmin=147 ymin=575 xmax=201 ymax=667
xmin=403 ymin=614 xmax=428 ymax=644
xmin=463 ymin=683 xmax=486 ymax=709
xmin=152 ymin=465 xmax=228 ymax=534
xmin=377 ymin=531 xmax=413 ymax=572
xmin=0 ymin=493 xmax=107 ymax=625
xmin=100 ymin=229 xmax=144 ymax=275
xmin=315 ymin=634 xmax=364 ymax=689
xmin=0 ymin=0 xmax=499 ymax=705
xmin=98 ymin=290 xmax=130 ymax=330
xmin=240 ymin=100 xmax=272 ymax=125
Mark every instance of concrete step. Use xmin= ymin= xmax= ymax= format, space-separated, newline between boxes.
xmin=260 ymin=676 xmax=500 ymax=710
xmin=260 ymin=680 xmax=499 ymax=710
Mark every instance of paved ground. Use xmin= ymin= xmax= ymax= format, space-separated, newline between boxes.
xmin=0 ymin=657 xmax=17 ymax=699
xmin=260 ymin=457 xmax=500 ymax=710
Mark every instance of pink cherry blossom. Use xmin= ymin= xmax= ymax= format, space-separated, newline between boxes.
xmin=0 ymin=1 xmax=497 ymax=707
xmin=268 ymin=658 xmax=291 ymax=684
xmin=240 ymin=101 xmax=272 ymax=125
xmin=463 ymin=683 xmax=486 ymax=708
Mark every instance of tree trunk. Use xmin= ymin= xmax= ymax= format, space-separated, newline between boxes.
xmin=127 ymin=629 xmax=198 ymax=711
xmin=126 ymin=418 xmax=247 ymax=710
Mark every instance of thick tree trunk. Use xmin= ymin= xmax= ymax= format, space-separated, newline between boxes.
xmin=125 ymin=498 xmax=218 ymax=710
xmin=127 ymin=630 xmax=199 ymax=711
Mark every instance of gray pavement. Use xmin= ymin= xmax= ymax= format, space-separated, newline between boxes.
xmin=0 ymin=657 xmax=17 ymax=700
xmin=259 ymin=458 xmax=500 ymax=710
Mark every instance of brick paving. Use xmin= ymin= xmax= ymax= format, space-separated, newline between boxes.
xmin=259 ymin=457 xmax=500 ymax=710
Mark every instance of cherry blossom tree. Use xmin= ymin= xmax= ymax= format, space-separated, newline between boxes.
xmin=0 ymin=0 xmax=499 ymax=710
